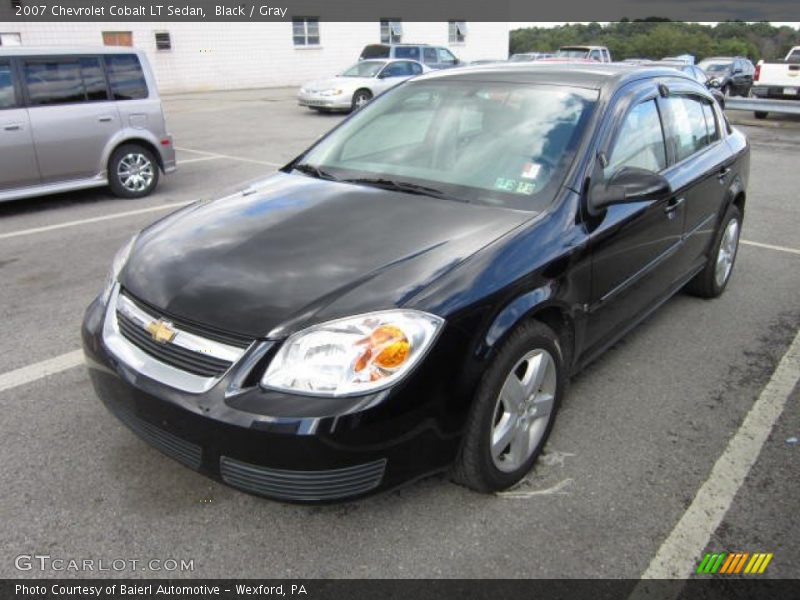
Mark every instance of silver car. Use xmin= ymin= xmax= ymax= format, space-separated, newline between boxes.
xmin=298 ymin=59 xmax=429 ymax=113
xmin=0 ymin=46 xmax=175 ymax=203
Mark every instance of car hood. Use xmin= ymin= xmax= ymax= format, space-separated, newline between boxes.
xmin=122 ymin=173 xmax=532 ymax=338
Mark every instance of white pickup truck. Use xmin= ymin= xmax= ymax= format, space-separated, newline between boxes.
xmin=751 ymin=46 xmax=800 ymax=117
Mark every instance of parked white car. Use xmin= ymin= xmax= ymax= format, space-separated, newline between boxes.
xmin=298 ymin=59 xmax=429 ymax=113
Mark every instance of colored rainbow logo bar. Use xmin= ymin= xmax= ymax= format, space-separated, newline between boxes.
xmin=696 ymin=552 xmax=773 ymax=574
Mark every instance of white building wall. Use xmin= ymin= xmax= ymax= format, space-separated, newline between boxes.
xmin=6 ymin=22 xmax=509 ymax=94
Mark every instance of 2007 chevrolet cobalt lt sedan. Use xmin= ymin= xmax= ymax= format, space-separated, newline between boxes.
xmin=83 ymin=64 xmax=749 ymax=502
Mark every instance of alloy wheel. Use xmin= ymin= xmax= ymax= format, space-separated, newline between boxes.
xmin=715 ymin=218 xmax=739 ymax=288
xmin=117 ymin=153 xmax=155 ymax=193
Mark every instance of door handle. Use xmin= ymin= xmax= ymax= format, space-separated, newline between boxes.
xmin=664 ymin=197 xmax=685 ymax=214
xmin=718 ymin=166 xmax=731 ymax=182
xmin=3 ymin=124 xmax=21 ymax=131
xmin=98 ymin=116 xmax=113 ymax=123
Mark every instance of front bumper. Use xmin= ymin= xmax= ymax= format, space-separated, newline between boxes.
xmin=296 ymin=91 xmax=352 ymax=111
xmin=81 ymin=292 xmax=462 ymax=503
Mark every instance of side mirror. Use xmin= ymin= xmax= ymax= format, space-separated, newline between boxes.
xmin=708 ymin=79 xmax=721 ymax=89
xmin=589 ymin=167 xmax=671 ymax=213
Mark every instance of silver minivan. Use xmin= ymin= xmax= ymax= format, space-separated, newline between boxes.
xmin=0 ymin=46 xmax=175 ymax=202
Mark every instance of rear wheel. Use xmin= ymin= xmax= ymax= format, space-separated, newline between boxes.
xmin=351 ymin=89 xmax=373 ymax=111
xmin=685 ymin=205 xmax=741 ymax=298
xmin=108 ymin=144 xmax=159 ymax=199
xmin=754 ymin=111 xmax=768 ymax=120
xmin=452 ymin=321 xmax=564 ymax=493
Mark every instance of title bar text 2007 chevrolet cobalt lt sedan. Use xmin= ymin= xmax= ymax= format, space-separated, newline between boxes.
xmin=83 ymin=64 xmax=749 ymax=502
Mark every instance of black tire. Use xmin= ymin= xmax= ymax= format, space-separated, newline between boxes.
xmin=685 ymin=205 xmax=742 ymax=298
xmin=351 ymin=89 xmax=373 ymax=112
xmin=108 ymin=143 xmax=160 ymax=199
xmin=754 ymin=111 xmax=768 ymax=120
xmin=452 ymin=320 xmax=565 ymax=493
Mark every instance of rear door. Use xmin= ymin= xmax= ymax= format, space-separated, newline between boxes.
xmin=23 ymin=55 xmax=121 ymax=183
xmin=0 ymin=58 xmax=40 ymax=191
xmin=422 ymin=47 xmax=438 ymax=68
xmin=659 ymin=87 xmax=731 ymax=271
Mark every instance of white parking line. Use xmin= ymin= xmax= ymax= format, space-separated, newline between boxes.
xmin=741 ymin=239 xmax=800 ymax=256
xmin=636 ymin=327 xmax=800 ymax=582
xmin=0 ymin=350 xmax=85 ymax=394
xmin=175 ymin=145 xmax=284 ymax=168
xmin=0 ymin=201 xmax=192 ymax=241
xmin=178 ymin=155 xmax=226 ymax=164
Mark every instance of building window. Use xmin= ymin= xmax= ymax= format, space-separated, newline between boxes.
xmin=292 ymin=18 xmax=320 ymax=47
xmin=448 ymin=21 xmax=467 ymax=44
xmin=155 ymin=31 xmax=172 ymax=51
xmin=102 ymin=31 xmax=133 ymax=47
xmin=0 ymin=32 xmax=22 ymax=46
xmin=380 ymin=19 xmax=402 ymax=44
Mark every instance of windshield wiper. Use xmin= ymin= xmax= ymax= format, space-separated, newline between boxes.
xmin=293 ymin=163 xmax=339 ymax=181
xmin=341 ymin=177 xmax=466 ymax=202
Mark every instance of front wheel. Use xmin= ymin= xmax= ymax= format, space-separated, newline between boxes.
xmin=452 ymin=321 xmax=565 ymax=493
xmin=351 ymin=89 xmax=373 ymax=112
xmin=685 ymin=205 xmax=741 ymax=298
xmin=108 ymin=144 xmax=160 ymax=199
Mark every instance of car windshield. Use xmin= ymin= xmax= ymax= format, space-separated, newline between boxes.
xmin=700 ymin=61 xmax=731 ymax=73
xmin=340 ymin=62 xmax=384 ymax=78
xmin=297 ymin=80 xmax=598 ymax=211
xmin=556 ymin=48 xmax=590 ymax=59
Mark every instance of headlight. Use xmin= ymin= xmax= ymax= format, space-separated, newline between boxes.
xmin=261 ymin=310 xmax=444 ymax=397
xmin=101 ymin=234 xmax=137 ymax=303
xmin=319 ymin=88 xmax=344 ymax=97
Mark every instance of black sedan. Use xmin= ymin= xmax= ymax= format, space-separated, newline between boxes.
xmin=83 ymin=65 xmax=749 ymax=502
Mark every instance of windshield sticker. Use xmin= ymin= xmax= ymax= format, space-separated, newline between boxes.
xmin=494 ymin=177 xmax=536 ymax=195
xmin=521 ymin=162 xmax=542 ymax=179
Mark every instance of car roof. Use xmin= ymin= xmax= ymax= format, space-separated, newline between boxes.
xmin=414 ymin=63 xmax=691 ymax=91
xmin=0 ymin=46 xmax=144 ymax=56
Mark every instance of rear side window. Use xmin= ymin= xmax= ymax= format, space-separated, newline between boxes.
xmin=25 ymin=60 xmax=85 ymax=105
xmin=361 ymin=45 xmax=390 ymax=59
xmin=104 ymin=54 xmax=147 ymax=100
xmin=423 ymin=47 xmax=437 ymax=64
xmin=663 ymin=96 xmax=712 ymax=162
xmin=0 ymin=61 xmax=15 ymax=109
xmin=605 ymin=99 xmax=667 ymax=176
xmin=394 ymin=46 xmax=420 ymax=60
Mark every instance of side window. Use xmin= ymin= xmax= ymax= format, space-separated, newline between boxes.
xmin=602 ymin=49 xmax=610 ymax=62
xmin=104 ymin=54 xmax=147 ymax=100
xmin=437 ymin=48 xmax=457 ymax=65
xmin=410 ymin=62 xmax=423 ymax=75
xmin=0 ymin=60 xmax=15 ymax=109
xmin=423 ymin=47 xmax=437 ymax=64
xmin=80 ymin=56 xmax=109 ymax=101
xmin=589 ymin=49 xmax=602 ymax=62
xmin=663 ymin=95 xmax=711 ymax=162
xmin=702 ymin=103 xmax=720 ymax=143
xmin=394 ymin=46 xmax=420 ymax=61
xmin=605 ymin=99 xmax=667 ymax=177
xmin=24 ymin=60 xmax=85 ymax=106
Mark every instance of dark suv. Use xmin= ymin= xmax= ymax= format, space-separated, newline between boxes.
xmin=359 ymin=44 xmax=461 ymax=70
xmin=698 ymin=57 xmax=755 ymax=97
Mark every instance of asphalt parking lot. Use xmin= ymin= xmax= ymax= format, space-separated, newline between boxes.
xmin=0 ymin=89 xmax=798 ymax=579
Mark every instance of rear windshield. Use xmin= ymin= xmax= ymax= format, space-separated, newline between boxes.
xmin=360 ymin=45 xmax=391 ymax=60
xmin=557 ymin=48 xmax=590 ymax=59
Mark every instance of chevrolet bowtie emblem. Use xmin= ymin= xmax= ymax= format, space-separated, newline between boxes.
xmin=145 ymin=319 xmax=177 ymax=344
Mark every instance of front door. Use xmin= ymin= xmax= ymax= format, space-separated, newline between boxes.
xmin=0 ymin=59 xmax=40 ymax=191
xmin=583 ymin=87 xmax=687 ymax=353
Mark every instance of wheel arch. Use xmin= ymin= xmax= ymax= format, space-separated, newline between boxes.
xmin=483 ymin=287 xmax=577 ymax=372
xmin=103 ymin=133 xmax=166 ymax=175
